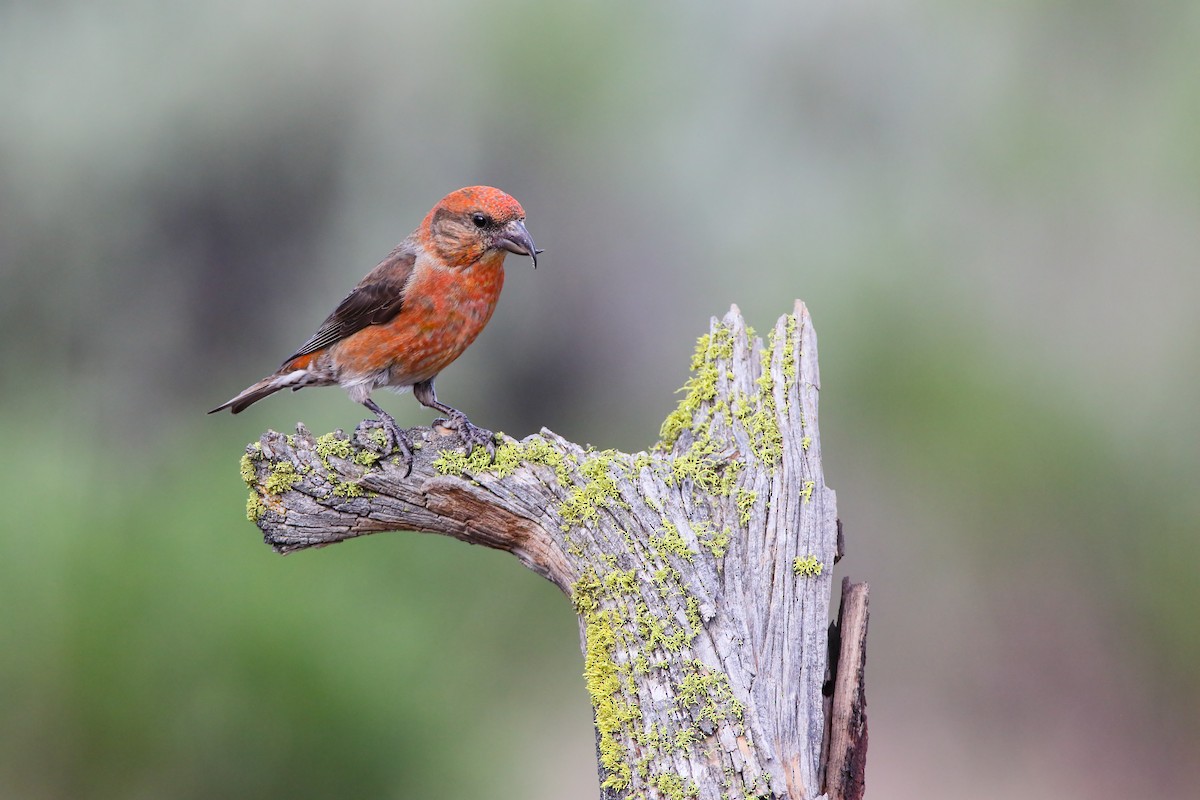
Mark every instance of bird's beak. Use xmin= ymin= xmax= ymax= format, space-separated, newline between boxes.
xmin=496 ymin=219 xmax=542 ymax=268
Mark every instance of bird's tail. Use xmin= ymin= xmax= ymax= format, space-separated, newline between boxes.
xmin=208 ymin=369 xmax=315 ymax=415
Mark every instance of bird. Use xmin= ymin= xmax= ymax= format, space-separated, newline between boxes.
xmin=209 ymin=185 xmax=540 ymax=472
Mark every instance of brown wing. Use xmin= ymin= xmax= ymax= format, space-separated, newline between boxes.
xmin=283 ymin=242 xmax=418 ymax=365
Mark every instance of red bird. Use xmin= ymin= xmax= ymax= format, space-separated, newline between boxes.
xmin=210 ymin=185 xmax=540 ymax=469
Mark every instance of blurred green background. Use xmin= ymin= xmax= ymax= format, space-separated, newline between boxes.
xmin=3 ymin=1 xmax=1198 ymax=798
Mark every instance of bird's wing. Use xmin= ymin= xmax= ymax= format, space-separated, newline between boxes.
xmin=283 ymin=244 xmax=418 ymax=364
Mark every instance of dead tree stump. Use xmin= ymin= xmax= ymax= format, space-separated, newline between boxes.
xmin=238 ymin=300 xmax=868 ymax=800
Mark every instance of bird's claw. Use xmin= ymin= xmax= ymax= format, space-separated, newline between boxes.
xmin=356 ymin=417 xmax=416 ymax=476
xmin=434 ymin=412 xmax=496 ymax=461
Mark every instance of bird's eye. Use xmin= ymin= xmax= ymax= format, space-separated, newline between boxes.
xmin=471 ymin=212 xmax=489 ymax=228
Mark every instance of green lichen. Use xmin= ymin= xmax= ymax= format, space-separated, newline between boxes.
xmin=650 ymin=771 xmax=698 ymax=800
xmin=239 ymin=452 xmax=258 ymax=486
xmin=316 ymin=432 xmax=377 ymax=483
xmin=781 ymin=313 xmax=798 ymax=384
xmin=631 ymin=452 xmax=654 ymax=473
xmin=792 ymin=554 xmax=823 ymax=577
xmin=649 ymin=521 xmax=695 ymax=562
xmin=736 ymin=488 xmax=758 ymax=526
xmin=353 ymin=449 xmax=380 ymax=467
xmin=635 ymin=597 xmax=698 ymax=653
xmin=564 ymin=535 xmax=584 ymax=558
xmin=430 ymin=434 xmax=571 ymax=484
xmin=432 ymin=445 xmax=495 ymax=476
xmin=800 ymin=435 xmax=812 ymax=452
xmin=801 ymin=479 xmax=815 ymax=504
xmin=677 ymin=659 xmax=744 ymax=726
xmin=657 ymin=325 xmax=734 ymax=450
xmin=684 ymin=596 xmax=703 ymax=638
xmin=603 ymin=568 xmax=639 ymax=594
xmin=651 ymin=565 xmax=680 ymax=597
xmin=263 ymin=461 xmax=302 ymax=495
xmin=696 ymin=523 xmax=731 ymax=559
xmin=560 ymin=450 xmax=628 ymax=526
xmin=738 ymin=773 xmax=774 ymax=800
xmin=665 ymin=437 xmax=741 ymax=497
xmin=314 ymin=432 xmax=353 ymax=463
xmin=516 ymin=436 xmax=571 ymax=483
xmin=740 ymin=331 xmax=783 ymax=467
xmin=572 ymin=570 xmax=639 ymax=791
xmin=332 ymin=480 xmax=369 ymax=498
xmin=245 ymin=493 xmax=266 ymax=522
xmin=743 ymin=404 xmax=783 ymax=466
xmin=367 ymin=427 xmax=388 ymax=449
xmin=300 ymin=431 xmax=374 ymax=470
xmin=673 ymin=726 xmax=700 ymax=751
xmin=486 ymin=441 xmax=524 ymax=477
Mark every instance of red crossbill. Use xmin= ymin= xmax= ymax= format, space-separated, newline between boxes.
xmin=209 ymin=185 xmax=540 ymax=471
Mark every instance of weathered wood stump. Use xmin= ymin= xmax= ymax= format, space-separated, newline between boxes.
xmin=238 ymin=300 xmax=868 ymax=800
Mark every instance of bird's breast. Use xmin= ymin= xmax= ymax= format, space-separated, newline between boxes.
xmin=331 ymin=256 xmax=506 ymax=384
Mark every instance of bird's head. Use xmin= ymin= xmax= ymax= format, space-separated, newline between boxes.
xmin=422 ymin=186 xmax=542 ymax=269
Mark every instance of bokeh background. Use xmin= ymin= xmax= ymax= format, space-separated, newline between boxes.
xmin=2 ymin=1 xmax=1198 ymax=798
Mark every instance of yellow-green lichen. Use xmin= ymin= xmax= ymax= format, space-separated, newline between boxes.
xmin=239 ymin=452 xmax=258 ymax=486
xmin=316 ymin=432 xmax=377 ymax=480
xmin=486 ymin=441 xmax=524 ymax=477
xmin=735 ymin=772 xmax=773 ymax=800
xmin=516 ymin=436 xmax=571 ymax=483
xmin=664 ymin=437 xmax=741 ymax=496
xmin=651 ymin=565 xmax=680 ymax=597
xmin=801 ymin=435 xmax=812 ymax=452
xmin=736 ymin=488 xmax=758 ymax=526
xmin=560 ymin=451 xmax=628 ymax=526
xmin=264 ymin=461 xmax=302 ymax=495
xmin=572 ymin=570 xmax=639 ymax=791
xmin=676 ymin=659 xmax=744 ymax=726
xmin=314 ymin=432 xmax=353 ymax=463
xmin=697 ymin=523 xmax=731 ymax=559
xmin=801 ymin=479 xmax=815 ymax=504
xmin=603 ymin=568 xmax=639 ymax=594
xmin=649 ymin=521 xmax=695 ymax=562
xmin=332 ymin=480 xmax=370 ymax=498
xmin=657 ymin=325 xmax=734 ymax=450
xmin=781 ymin=313 xmax=798 ymax=384
xmin=635 ymin=597 xmax=698 ymax=653
xmin=684 ymin=596 xmax=703 ymax=638
xmin=793 ymin=554 xmax=823 ymax=577
xmin=650 ymin=771 xmax=698 ymax=800
xmin=431 ymin=435 xmax=571 ymax=484
xmin=245 ymin=493 xmax=266 ymax=522
xmin=740 ymin=331 xmax=783 ymax=467
xmin=432 ymin=445 xmax=495 ymax=476
xmin=673 ymin=726 xmax=700 ymax=751
xmin=353 ymin=449 xmax=380 ymax=467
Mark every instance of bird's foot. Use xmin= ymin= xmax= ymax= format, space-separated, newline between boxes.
xmin=357 ymin=416 xmax=416 ymax=476
xmin=433 ymin=410 xmax=496 ymax=461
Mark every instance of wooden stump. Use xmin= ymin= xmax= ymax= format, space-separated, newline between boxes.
xmin=239 ymin=300 xmax=868 ymax=799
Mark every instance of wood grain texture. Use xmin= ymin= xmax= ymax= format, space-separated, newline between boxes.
xmin=826 ymin=579 xmax=869 ymax=800
xmin=238 ymin=300 xmax=864 ymax=799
